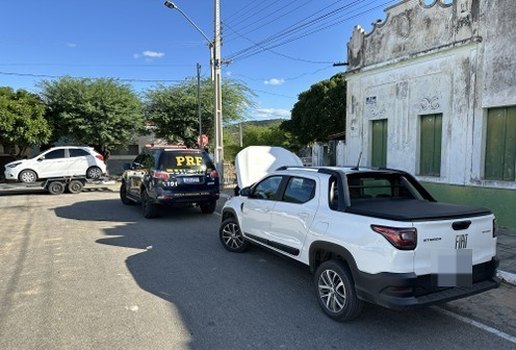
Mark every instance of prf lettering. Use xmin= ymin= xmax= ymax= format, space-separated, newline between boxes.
xmin=176 ymin=156 xmax=203 ymax=166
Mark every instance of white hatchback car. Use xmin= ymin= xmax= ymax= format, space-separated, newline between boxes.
xmin=4 ymin=146 xmax=106 ymax=183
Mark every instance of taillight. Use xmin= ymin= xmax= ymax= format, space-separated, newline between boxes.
xmin=371 ymin=225 xmax=417 ymax=250
xmin=96 ymin=154 xmax=104 ymax=161
xmin=152 ymin=170 xmax=170 ymax=180
xmin=210 ymin=170 xmax=218 ymax=178
xmin=493 ymin=219 xmax=497 ymax=238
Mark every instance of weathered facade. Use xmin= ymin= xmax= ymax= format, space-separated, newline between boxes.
xmin=344 ymin=0 xmax=516 ymax=227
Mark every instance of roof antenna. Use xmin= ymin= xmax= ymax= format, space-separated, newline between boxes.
xmin=351 ymin=151 xmax=362 ymax=170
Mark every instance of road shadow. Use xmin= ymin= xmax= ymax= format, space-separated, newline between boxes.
xmin=53 ymin=199 xmax=515 ymax=349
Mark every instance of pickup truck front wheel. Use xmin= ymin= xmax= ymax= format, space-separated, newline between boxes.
xmin=314 ymin=260 xmax=363 ymax=322
xmin=219 ymin=218 xmax=249 ymax=253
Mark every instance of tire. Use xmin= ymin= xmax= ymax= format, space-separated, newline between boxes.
xmin=119 ymin=183 xmax=134 ymax=205
xmin=200 ymin=201 xmax=216 ymax=214
xmin=66 ymin=180 xmax=84 ymax=194
xmin=141 ymin=190 xmax=159 ymax=218
xmin=18 ymin=169 xmax=37 ymax=183
xmin=219 ymin=218 xmax=249 ymax=253
xmin=47 ymin=181 xmax=65 ymax=195
xmin=314 ymin=259 xmax=363 ymax=322
xmin=86 ymin=166 xmax=103 ymax=179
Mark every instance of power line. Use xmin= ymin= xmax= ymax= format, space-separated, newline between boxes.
xmin=225 ymin=0 xmax=306 ymax=35
xmin=0 ymin=63 xmax=195 ymax=68
xmin=226 ymin=0 xmax=368 ymax=60
xmin=0 ymin=71 xmax=186 ymax=83
xmin=232 ymin=65 xmax=335 ymax=83
xmin=224 ymin=24 xmax=333 ymax=64
xmin=228 ymin=0 xmax=395 ymax=63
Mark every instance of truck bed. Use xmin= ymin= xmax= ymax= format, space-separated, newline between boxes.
xmin=345 ymin=199 xmax=492 ymax=222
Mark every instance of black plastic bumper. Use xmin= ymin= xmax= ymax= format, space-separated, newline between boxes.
xmin=354 ymin=258 xmax=500 ymax=310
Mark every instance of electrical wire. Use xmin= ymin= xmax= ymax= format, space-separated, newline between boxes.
xmin=228 ymin=0 xmax=395 ymax=63
xmin=226 ymin=0 xmax=368 ymax=60
xmin=0 ymin=71 xmax=186 ymax=83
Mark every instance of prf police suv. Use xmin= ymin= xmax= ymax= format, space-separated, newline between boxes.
xmin=120 ymin=145 xmax=220 ymax=218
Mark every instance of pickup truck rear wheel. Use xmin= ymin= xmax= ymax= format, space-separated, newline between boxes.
xmin=314 ymin=260 xmax=363 ymax=322
xmin=219 ymin=218 xmax=249 ymax=253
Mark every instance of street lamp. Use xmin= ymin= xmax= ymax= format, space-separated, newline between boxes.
xmin=163 ymin=1 xmax=224 ymax=180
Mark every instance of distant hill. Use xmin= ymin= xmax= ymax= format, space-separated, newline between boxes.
xmin=226 ymin=119 xmax=284 ymax=131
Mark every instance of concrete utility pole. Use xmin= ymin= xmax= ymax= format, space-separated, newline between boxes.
xmin=213 ymin=0 xmax=224 ymax=179
xmin=196 ymin=63 xmax=202 ymax=149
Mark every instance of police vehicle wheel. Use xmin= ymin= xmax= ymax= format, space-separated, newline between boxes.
xmin=120 ymin=183 xmax=134 ymax=205
xmin=141 ymin=190 xmax=159 ymax=218
xmin=200 ymin=201 xmax=216 ymax=214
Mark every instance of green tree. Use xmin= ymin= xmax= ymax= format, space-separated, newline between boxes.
xmin=281 ymin=73 xmax=346 ymax=145
xmin=144 ymin=77 xmax=254 ymax=148
xmin=223 ymin=121 xmax=294 ymax=161
xmin=39 ymin=77 xmax=144 ymax=152
xmin=0 ymin=87 xmax=51 ymax=157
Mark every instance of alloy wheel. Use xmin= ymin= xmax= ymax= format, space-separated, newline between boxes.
xmin=318 ymin=269 xmax=347 ymax=313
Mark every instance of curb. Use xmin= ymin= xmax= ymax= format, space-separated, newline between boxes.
xmin=497 ymin=270 xmax=516 ymax=286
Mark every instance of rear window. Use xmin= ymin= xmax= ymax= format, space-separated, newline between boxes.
xmin=158 ymin=151 xmax=214 ymax=174
xmin=347 ymin=173 xmax=424 ymax=203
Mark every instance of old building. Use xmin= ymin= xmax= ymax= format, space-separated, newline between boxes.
xmin=343 ymin=0 xmax=516 ymax=227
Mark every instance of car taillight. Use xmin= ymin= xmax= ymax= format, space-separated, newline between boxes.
xmin=96 ymin=154 xmax=104 ymax=161
xmin=210 ymin=170 xmax=218 ymax=178
xmin=371 ymin=225 xmax=417 ymax=250
xmin=493 ymin=219 xmax=497 ymax=238
xmin=152 ymin=170 xmax=170 ymax=180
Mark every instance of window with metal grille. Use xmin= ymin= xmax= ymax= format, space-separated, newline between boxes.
xmin=419 ymin=114 xmax=442 ymax=177
xmin=485 ymin=106 xmax=516 ymax=181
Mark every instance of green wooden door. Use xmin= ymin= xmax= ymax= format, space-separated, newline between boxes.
xmin=420 ymin=114 xmax=442 ymax=176
xmin=485 ymin=107 xmax=516 ymax=181
xmin=371 ymin=119 xmax=387 ymax=168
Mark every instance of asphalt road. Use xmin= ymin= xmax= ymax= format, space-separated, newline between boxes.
xmin=0 ymin=190 xmax=515 ymax=350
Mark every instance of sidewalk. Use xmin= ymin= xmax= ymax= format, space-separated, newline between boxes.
xmin=496 ymin=227 xmax=516 ymax=285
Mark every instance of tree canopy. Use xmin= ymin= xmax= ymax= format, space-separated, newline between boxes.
xmin=144 ymin=77 xmax=254 ymax=148
xmin=39 ymin=77 xmax=144 ymax=151
xmin=0 ymin=87 xmax=51 ymax=157
xmin=281 ymin=73 xmax=346 ymax=145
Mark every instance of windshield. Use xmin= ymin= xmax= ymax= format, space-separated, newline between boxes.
xmin=158 ymin=151 xmax=214 ymax=174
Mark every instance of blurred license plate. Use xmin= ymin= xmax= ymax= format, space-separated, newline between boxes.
xmin=182 ymin=177 xmax=200 ymax=184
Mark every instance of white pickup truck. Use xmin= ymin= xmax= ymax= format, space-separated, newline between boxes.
xmin=219 ymin=165 xmax=499 ymax=321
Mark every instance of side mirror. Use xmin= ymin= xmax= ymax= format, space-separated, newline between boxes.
xmin=122 ymin=163 xmax=131 ymax=170
xmin=239 ymin=186 xmax=252 ymax=197
xmin=37 ymin=156 xmax=45 ymax=162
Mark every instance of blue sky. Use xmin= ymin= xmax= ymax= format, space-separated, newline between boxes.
xmin=0 ymin=0 xmax=397 ymax=122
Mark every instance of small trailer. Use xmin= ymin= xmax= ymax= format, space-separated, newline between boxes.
xmin=0 ymin=176 xmax=114 ymax=195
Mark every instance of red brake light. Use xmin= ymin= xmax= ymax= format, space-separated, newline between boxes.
xmin=96 ymin=154 xmax=104 ymax=161
xmin=210 ymin=170 xmax=218 ymax=178
xmin=371 ymin=225 xmax=417 ymax=250
xmin=152 ymin=170 xmax=170 ymax=180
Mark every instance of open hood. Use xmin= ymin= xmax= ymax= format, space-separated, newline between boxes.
xmin=235 ymin=146 xmax=303 ymax=188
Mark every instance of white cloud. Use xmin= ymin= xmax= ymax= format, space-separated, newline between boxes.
xmin=254 ymin=108 xmax=291 ymax=119
xmin=142 ymin=50 xmax=165 ymax=58
xmin=133 ymin=50 xmax=165 ymax=60
xmin=264 ymin=78 xmax=285 ymax=86
xmin=66 ymin=43 xmax=77 ymax=48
